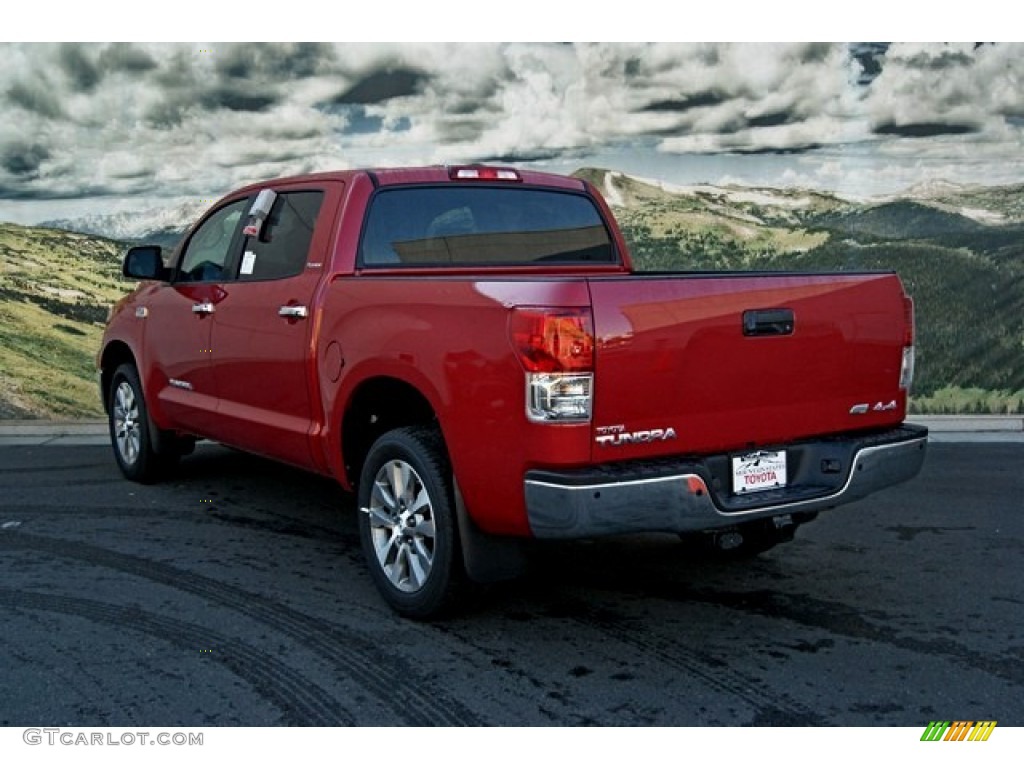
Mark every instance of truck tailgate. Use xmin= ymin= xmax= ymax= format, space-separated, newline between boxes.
xmin=588 ymin=272 xmax=911 ymax=460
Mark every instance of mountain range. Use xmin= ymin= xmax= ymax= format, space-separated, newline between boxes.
xmin=2 ymin=169 xmax=1022 ymax=418
xmin=39 ymin=199 xmax=209 ymax=252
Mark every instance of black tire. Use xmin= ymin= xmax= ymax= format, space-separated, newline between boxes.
xmin=108 ymin=363 xmax=178 ymax=484
xmin=357 ymin=425 xmax=464 ymax=619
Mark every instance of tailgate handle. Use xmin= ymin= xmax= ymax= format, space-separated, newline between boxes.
xmin=743 ymin=308 xmax=794 ymax=337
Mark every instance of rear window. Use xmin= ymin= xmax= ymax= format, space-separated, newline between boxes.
xmin=359 ymin=186 xmax=616 ymax=267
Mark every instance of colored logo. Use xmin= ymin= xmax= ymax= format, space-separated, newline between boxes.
xmin=920 ymin=721 xmax=997 ymax=742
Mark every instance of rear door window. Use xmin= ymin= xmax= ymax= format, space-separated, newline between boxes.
xmin=236 ymin=191 xmax=324 ymax=281
xmin=360 ymin=186 xmax=616 ymax=267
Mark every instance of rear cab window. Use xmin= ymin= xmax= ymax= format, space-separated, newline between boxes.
xmin=359 ymin=186 xmax=617 ymax=267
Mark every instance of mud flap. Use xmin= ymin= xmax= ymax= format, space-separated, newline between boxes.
xmin=454 ymin=479 xmax=527 ymax=583
xmin=148 ymin=414 xmax=195 ymax=458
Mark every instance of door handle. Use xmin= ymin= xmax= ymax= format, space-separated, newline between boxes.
xmin=743 ymin=308 xmax=794 ymax=337
xmin=278 ymin=305 xmax=308 ymax=319
xmin=192 ymin=302 xmax=215 ymax=315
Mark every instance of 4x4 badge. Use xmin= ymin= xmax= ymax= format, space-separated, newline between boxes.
xmin=850 ymin=400 xmax=898 ymax=415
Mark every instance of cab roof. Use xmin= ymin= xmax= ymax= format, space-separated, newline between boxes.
xmin=228 ymin=165 xmax=587 ymax=196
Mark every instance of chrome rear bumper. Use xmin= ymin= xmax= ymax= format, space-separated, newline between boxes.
xmin=524 ymin=425 xmax=928 ymax=539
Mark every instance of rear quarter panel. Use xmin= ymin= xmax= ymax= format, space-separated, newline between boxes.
xmin=316 ymin=277 xmax=595 ymax=536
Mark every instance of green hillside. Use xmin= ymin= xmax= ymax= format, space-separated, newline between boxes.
xmin=0 ymin=223 xmax=129 ymax=418
xmin=816 ymin=201 xmax=987 ymax=240
xmin=904 ymin=181 xmax=1024 ymax=224
xmin=581 ymin=170 xmax=1024 ymax=414
xmin=784 ymin=240 xmax=1024 ymax=402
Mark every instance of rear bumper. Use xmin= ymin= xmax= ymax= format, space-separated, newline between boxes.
xmin=524 ymin=425 xmax=928 ymax=539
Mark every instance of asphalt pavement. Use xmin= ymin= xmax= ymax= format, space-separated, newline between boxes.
xmin=0 ymin=434 xmax=1021 ymax=726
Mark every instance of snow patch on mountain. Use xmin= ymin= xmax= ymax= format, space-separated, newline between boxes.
xmin=956 ymin=206 xmax=1006 ymax=224
xmin=38 ymin=199 xmax=209 ymax=242
xmin=719 ymin=190 xmax=812 ymax=209
xmin=901 ymin=179 xmax=972 ymax=199
xmin=601 ymin=172 xmax=626 ymax=207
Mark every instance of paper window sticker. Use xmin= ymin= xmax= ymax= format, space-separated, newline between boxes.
xmin=241 ymin=251 xmax=256 ymax=275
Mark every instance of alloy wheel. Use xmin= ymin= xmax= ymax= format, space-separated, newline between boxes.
xmin=364 ymin=459 xmax=437 ymax=592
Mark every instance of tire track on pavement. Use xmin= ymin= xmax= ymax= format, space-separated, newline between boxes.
xmin=0 ymin=530 xmax=483 ymax=726
xmin=664 ymin=586 xmax=1024 ymax=688
xmin=0 ymin=587 xmax=352 ymax=726
xmin=0 ymin=462 xmax=107 ymax=475
xmin=566 ymin=605 xmax=825 ymax=725
xmin=0 ymin=504 xmax=354 ymax=546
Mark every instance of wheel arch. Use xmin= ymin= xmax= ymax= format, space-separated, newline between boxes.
xmin=340 ymin=375 xmax=441 ymax=491
xmin=99 ymin=341 xmax=137 ymax=414
xmin=340 ymin=374 xmax=528 ymax=587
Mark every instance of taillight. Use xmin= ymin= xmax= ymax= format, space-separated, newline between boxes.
xmin=900 ymin=296 xmax=915 ymax=391
xmin=510 ymin=308 xmax=594 ymax=422
xmin=449 ymin=165 xmax=521 ymax=182
xmin=510 ymin=308 xmax=594 ymax=372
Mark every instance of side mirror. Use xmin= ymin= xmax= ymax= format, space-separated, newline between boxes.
xmin=123 ymin=245 xmax=168 ymax=280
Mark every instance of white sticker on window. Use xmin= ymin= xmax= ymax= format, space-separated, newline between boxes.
xmin=241 ymin=251 xmax=256 ymax=275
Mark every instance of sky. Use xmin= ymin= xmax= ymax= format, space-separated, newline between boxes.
xmin=2 ymin=40 xmax=1024 ymax=225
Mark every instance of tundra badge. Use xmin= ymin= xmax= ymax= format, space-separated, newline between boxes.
xmin=595 ymin=424 xmax=678 ymax=447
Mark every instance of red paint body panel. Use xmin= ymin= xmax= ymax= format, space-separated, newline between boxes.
xmin=588 ymin=272 xmax=909 ymax=460
xmin=205 ymin=181 xmax=345 ymax=470
xmin=100 ymin=166 xmax=916 ymax=539
xmin=316 ymin=278 xmax=594 ymax=536
xmin=141 ymin=282 xmax=222 ymax=434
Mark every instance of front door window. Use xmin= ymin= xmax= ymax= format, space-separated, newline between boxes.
xmin=177 ymin=199 xmax=247 ymax=282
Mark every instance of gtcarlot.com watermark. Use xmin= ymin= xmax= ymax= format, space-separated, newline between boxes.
xmin=23 ymin=728 xmax=203 ymax=747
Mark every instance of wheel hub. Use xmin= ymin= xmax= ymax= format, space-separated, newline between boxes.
xmin=365 ymin=459 xmax=435 ymax=593
xmin=113 ymin=381 xmax=141 ymax=465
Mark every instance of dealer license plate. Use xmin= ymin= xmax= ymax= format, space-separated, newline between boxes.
xmin=732 ymin=450 xmax=787 ymax=495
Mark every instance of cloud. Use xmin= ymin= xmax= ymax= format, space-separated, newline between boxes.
xmin=97 ymin=43 xmax=158 ymax=74
xmin=58 ymin=43 xmax=101 ymax=92
xmin=573 ymin=43 xmax=861 ymax=154
xmin=1 ymin=142 xmax=50 ymax=176
xmin=477 ymin=148 xmax=568 ymax=164
xmin=153 ymin=47 xmax=201 ymax=89
xmin=200 ymin=84 xmax=278 ymax=113
xmin=865 ymin=43 xmax=1024 ymax=136
xmin=325 ymin=67 xmax=429 ymax=105
xmin=745 ymin=110 xmax=797 ymax=129
xmin=873 ymin=121 xmax=978 ymax=138
xmin=215 ymin=42 xmax=336 ymax=80
xmin=641 ymin=91 xmax=729 ymax=112
xmin=2 ymin=41 xmax=1024 ymax=223
xmin=145 ymin=98 xmax=190 ymax=129
xmin=849 ymin=42 xmax=889 ymax=85
xmin=7 ymin=77 xmax=65 ymax=119
xmin=900 ymin=48 xmax=973 ymax=71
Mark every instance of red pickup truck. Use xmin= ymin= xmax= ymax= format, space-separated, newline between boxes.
xmin=99 ymin=165 xmax=927 ymax=617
